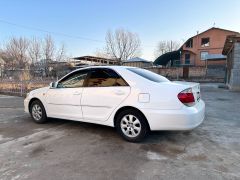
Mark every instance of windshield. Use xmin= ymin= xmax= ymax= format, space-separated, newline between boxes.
xmin=128 ymin=68 xmax=170 ymax=83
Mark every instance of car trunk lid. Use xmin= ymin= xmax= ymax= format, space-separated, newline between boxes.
xmin=173 ymin=81 xmax=201 ymax=104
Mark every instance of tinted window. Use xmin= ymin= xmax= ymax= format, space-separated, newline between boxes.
xmin=57 ymin=70 xmax=88 ymax=88
xmin=128 ymin=68 xmax=169 ymax=83
xmin=87 ymin=69 xmax=128 ymax=87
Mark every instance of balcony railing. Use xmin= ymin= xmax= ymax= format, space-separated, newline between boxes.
xmin=172 ymin=59 xmax=194 ymax=67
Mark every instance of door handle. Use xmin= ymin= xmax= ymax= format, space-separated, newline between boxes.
xmin=113 ymin=90 xmax=125 ymax=95
xmin=73 ymin=92 xmax=81 ymax=95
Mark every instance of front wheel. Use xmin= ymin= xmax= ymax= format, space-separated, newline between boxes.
xmin=115 ymin=109 xmax=149 ymax=142
xmin=30 ymin=100 xmax=47 ymax=123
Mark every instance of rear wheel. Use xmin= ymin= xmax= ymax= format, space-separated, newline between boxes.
xmin=30 ymin=100 xmax=47 ymax=123
xmin=115 ymin=109 xmax=149 ymax=142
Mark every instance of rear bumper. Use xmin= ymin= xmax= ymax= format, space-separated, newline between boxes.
xmin=142 ymin=100 xmax=205 ymax=131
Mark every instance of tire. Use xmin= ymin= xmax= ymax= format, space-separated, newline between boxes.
xmin=115 ymin=109 xmax=149 ymax=142
xmin=30 ymin=100 xmax=48 ymax=124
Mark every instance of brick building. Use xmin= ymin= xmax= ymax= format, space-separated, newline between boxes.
xmin=180 ymin=27 xmax=239 ymax=67
xmin=222 ymin=34 xmax=240 ymax=91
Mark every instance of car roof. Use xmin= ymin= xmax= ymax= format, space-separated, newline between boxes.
xmin=58 ymin=65 xmax=139 ymax=83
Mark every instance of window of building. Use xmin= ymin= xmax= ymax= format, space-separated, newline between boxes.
xmin=185 ymin=53 xmax=190 ymax=60
xmin=87 ymin=68 xmax=128 ymax=87
xmin=57 ymin=70 xmax=88 ymax=88
xmin=201 ymin=38 xmax=210 ymax=47
xmin=200 ymin=51 xmax=209 ymax=60
xmin=186 ymin=39 xmax=193 ymax=48
xmin=185 ymin=53 xmax=191 ymax=64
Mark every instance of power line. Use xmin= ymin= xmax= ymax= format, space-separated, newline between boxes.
xmin=0 ymin=18 xmax=160 ymax=48
xmin=0 ymin=19 xmax=104 ymax=43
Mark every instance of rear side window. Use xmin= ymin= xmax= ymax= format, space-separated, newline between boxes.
xmin=128 ymin=68 xmax=169 ymax=83
xmin=87 ymin=68 xmax=128 ymax=87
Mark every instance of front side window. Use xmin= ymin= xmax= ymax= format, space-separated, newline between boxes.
xmin=57 ymin=70 xmax=88 ymax=88
xmin=87 ymin=68 xmax=128 ymax=87
xmin=128 ymin=68 xmax=169 ymax=83
xmin=200 ymin=51 xmax=209 ymax=60
xmin=201 ymin=38 xmax=210 ymax=47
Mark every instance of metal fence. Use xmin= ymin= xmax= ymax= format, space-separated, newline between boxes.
xmin=0 ymin=67 xmax=66 ymax=96
xmin=0 ymin=79 xmax=55 ymax=96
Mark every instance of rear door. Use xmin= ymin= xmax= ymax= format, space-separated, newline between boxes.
xmin=81 ymin=68 xmax=130 ymax=122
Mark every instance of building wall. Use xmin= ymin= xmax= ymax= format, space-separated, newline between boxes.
xmin=147 ymin=67 xmax=183 ymax=78
xmin=146 ymin=66 xmax=225 ymax=81
xmin=182 ymin=28 xmax=238 ymax=67
xmin=180 ymin=51 xmax=196 ymax=65
xmin=122 ymin=62 xmax=152 ymax=68
xmin=228 ymin=42 xmax=240 ymax=90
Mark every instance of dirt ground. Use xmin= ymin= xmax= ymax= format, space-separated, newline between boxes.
xmin=0 ymin=84 xmax=239 ymax=180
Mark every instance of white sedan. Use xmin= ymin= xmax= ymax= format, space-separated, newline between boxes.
xmin=24 ymin=66 xmax=205 ymax=142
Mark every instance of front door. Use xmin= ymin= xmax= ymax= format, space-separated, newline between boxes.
xmin=81 ymin=68 xmax=130 ymax=122
xmin=46 ymin=70 xmax=88 ymax=120
xmin=183 ymin=67 xmax=189 ymax=79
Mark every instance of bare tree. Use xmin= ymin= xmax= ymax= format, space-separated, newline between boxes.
xmin=104 ymin=28 xmax=141 ymax=61
xmin=54 ymin=43 xmax=66 ymax=78
xmin=1 ymin=35 xmax=68 ymax=78
xmin=42 ymin=35 xmax=55 ymax=60
xmin=154 ymin=40 xmax=180 ymax=58
xmin=41 ymin=35 xmax=55 ymax=77
xmin=55 ymin=43 xmax=66 ymax=62
xmin=5 ymin=37 xmax=29 ymax=69
xmin=28 ymin=37 xmax=42 ymax=64
xmin=94 ymin=48 xmax=111 ymax=59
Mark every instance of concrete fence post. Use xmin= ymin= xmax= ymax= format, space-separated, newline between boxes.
xmin=177 ymin=67 xmax=179 ymax=80
xmin=20 ymin=81 xmax=23 ymax=97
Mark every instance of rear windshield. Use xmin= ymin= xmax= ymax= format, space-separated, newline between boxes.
xmin=128 ymin=68 xmax=169 ymax=83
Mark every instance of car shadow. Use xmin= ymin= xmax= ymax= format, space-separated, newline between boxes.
xmin=46 ymin=118 xmax=193 ymax=144
xmin=28 ymin=118 xmax=197 ymax=158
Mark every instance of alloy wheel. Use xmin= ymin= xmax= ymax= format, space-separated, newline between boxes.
xmin=32 ymin=104 xmax=42 ymax=121
xmin=120 ymin=114 xmax=141 ymax=138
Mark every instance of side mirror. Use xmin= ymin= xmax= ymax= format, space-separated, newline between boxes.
xmin=50 ymin=82 xmax=58 ymax=88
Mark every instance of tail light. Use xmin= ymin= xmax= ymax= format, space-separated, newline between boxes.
xmin=178 ymin=88 xmax=195 ymax=107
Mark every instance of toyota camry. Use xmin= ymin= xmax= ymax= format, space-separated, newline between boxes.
xmin=24 ymin=66 xmax=205 ymax=142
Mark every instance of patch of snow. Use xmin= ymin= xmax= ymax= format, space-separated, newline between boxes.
xmin=146 ymin=151 xmax=168 ymax=161
xmin=0 ymin=135 xmax=13 ymax=143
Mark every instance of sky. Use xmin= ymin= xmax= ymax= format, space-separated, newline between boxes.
xmin=0 ymin=0 xmax=240 ymax=61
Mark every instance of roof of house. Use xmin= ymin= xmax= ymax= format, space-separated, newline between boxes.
xmin=124 ymin=57 xmax=151 ymax=63
xmin=154 ymin=50 xmax=180 ymax=65
xmin=181 ymin=27 xmax=239 ymax=49
xmin=73 ymin=56 xmax=118 ymax=62
xmin=222 ymin=34 xmax=240 ymax=55
xmin=193 ymin=27 xmax=238 ymax=38
xmin=205 ymin=54 xmax=226 ymax=61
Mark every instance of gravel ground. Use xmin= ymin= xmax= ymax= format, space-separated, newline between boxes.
xmin=0 ymin=84 xmax=239 ymax=180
